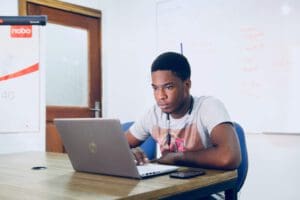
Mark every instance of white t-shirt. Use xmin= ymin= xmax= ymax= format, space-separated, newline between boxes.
xmin=130 ymin=96 xmax=232 ymax=154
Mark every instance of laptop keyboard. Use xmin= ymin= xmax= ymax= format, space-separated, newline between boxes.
xmin=137 ymin=163 xmax=178 ymax=177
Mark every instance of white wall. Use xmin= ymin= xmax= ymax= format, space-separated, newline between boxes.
xmin=100 ymin=0 xmax=157 ymax=122
xmin=240 ymin=133 xmax=300 ymax=200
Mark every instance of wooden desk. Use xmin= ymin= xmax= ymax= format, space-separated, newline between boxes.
xmin=0 ymin=152 xmax=237 ymax=200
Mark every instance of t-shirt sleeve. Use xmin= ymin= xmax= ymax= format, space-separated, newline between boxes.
xmin=200 ymin=97 xmax=232 ymax=135
xmin=129 ymin=108 xmax=153 ymax=141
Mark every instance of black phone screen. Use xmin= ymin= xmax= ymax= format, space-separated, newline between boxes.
xmin=169 ymin=168 xmax=205 ymax=179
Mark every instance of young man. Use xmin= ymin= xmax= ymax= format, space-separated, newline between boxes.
xmin=125 ymin=52 xmax=241 ymax=170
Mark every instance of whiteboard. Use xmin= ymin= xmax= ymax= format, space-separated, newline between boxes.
xmin=0 ymin=25 xmax=40 ymax=132
xmin=156 ymin=0 xmax=300 ymax=133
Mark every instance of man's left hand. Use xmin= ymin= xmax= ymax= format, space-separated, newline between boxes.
xmin=157 ymin=151 xmax=182 ymax=165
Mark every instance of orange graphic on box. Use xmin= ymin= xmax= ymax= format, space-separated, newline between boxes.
xmin=0 ymin=63 xmax=39 ymax=82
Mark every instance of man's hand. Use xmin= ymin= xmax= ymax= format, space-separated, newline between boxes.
xmin=157 ymin=151 xmax=182 ymax=165
xmin=131 ymin=147 xmax=149 ymax=165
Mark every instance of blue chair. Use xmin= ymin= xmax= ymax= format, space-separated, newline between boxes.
xmin=121 ymin=121 xmax=156 ymax=160
xmin=212 ymin=122 xmax=249 ymax=200
xmin=233 ymin=122 xmax=249 ymax=192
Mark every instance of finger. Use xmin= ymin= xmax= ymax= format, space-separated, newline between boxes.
xmin=139 ymin=149 xmax=150 ymax=164
xmin=132 ymin=148 xmax=146 ymax=165
xmin=137 ymin=149 xmax=149 ymax=163
xmin=135 ymin=149 xmax=146 ymax=165
xmin=131 ymin=149 xmax=139 ymax=165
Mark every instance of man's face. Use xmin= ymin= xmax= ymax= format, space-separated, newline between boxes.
xmin=151 ymin=70 xmax=190 ymax=115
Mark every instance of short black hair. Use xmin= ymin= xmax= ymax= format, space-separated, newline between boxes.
xmin=151 ymin=52 xmax=191 ymax=81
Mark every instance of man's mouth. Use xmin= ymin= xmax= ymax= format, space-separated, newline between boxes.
xmin=158 ymin=104 xmax=169 ymax=110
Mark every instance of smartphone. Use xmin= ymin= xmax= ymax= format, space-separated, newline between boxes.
xmin=169 ymin=168 xmax=205 ymax=179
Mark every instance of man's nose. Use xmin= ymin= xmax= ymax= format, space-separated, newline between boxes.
xmin=157 ymin=88 xmax=167 ymax=100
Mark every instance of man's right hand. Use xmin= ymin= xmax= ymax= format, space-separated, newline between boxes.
xmin=131 ymin=147 xmax=149 ymax=165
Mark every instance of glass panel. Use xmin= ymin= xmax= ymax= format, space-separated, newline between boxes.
xmin=45 ymin=23 xmax=88 ymax=106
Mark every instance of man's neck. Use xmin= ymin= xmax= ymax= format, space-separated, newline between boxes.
xmin=170 ymin=96 xmax=193 ymax=119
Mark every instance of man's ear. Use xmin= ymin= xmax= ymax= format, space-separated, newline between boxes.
xmin=184 ymin=79 xmax=191 ymax=89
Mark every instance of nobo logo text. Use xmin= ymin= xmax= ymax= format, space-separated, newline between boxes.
xmin=11 ymin=26 xmax=32 ymax=38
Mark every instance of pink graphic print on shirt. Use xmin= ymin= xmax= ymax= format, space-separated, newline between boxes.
xmin=151 ymin=123 xmax=205 ymax=154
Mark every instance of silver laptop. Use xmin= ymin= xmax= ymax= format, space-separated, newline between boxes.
xmin=54 ymin=118 xmax=179 ymax=179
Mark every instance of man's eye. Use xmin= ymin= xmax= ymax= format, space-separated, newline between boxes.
xmin=166 ymin=85 xmax=174 ymax=90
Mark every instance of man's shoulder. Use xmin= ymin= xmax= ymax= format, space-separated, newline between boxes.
xmin=194 ymin=96 xmax=223 ymax=107
xmin=193 ymin=96 xmax=211 ymax=108
xmin=193 ymin=96 xmax=227 ymax=115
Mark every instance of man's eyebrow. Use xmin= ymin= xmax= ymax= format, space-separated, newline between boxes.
xmin=151 ymin=82 xmax=175 ymax=87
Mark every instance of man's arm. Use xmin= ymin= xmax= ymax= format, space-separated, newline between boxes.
xmin=157 ymin=123 xmax=242 ymax=170
xmin=125 ymin=131 xmax=143 ymax=148
xmin=125 ymin=131 xmax=149 ymax=165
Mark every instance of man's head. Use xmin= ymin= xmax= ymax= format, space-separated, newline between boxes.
xmin=151 ymin=52 xmax=191 ymax=81
xmin=150 ymin=52 xmax=192 ymax=118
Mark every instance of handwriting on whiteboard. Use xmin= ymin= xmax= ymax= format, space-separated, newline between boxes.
xmin=0 ymin=90 xmax=15 ymax=101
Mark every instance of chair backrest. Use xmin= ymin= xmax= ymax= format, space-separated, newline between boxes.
xmin=233 ymin=122 xmax=249 ymax=192
xmin=121 ymin=122 xmax=156 ymax=160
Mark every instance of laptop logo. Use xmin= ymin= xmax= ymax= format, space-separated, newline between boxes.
xmin=88 ymin=142 xmax=97 ymax=154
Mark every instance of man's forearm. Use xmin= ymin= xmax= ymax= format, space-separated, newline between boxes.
xmin=159 ymin=147 xmax=240 ymax=170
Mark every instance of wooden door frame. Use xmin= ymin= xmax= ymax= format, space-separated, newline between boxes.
xmin=19 ymin=0 xmax=102 ymax=114
xmin=19 ymin=0 xmax=102 ymax=117
xmin=19 ymin=0 xmax=101 ymax=18
xmin=19 ymin=0 xmax=102 ymax=152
